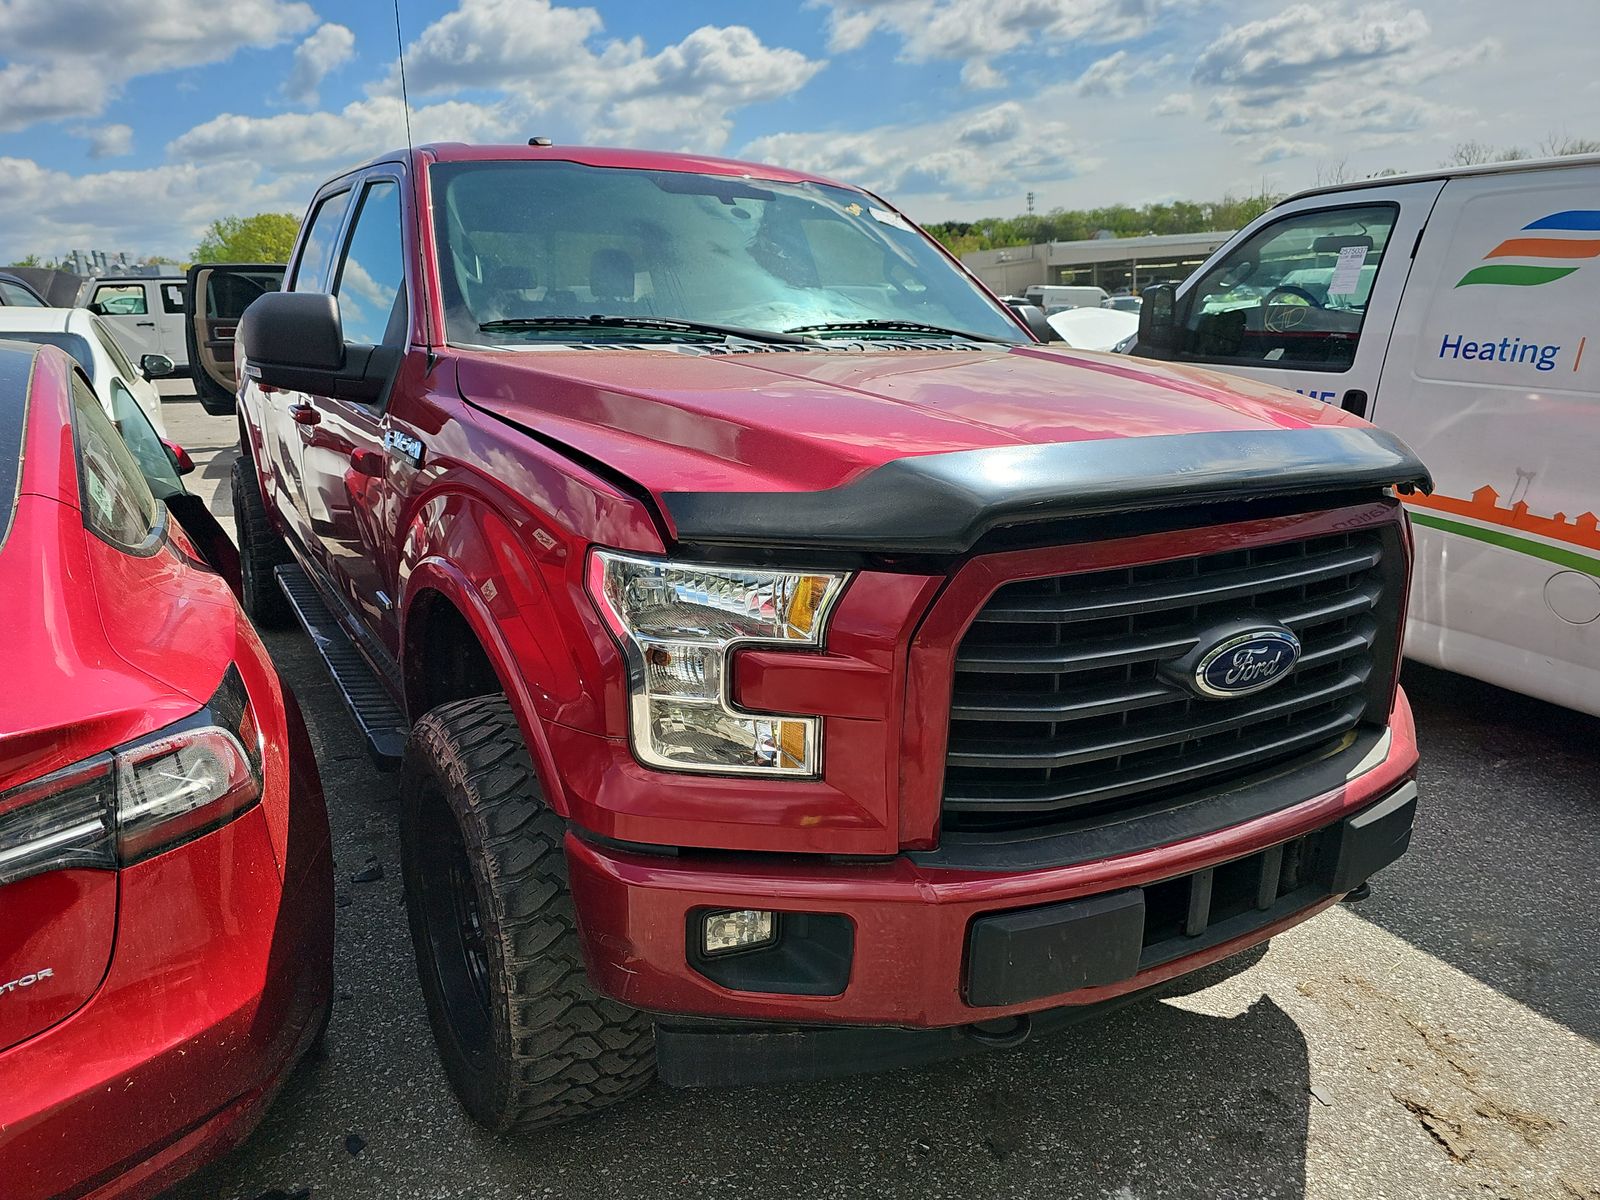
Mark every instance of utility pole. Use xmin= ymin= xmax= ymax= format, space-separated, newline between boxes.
xmin=1026 ymin=191 xmax=1036 ymax=215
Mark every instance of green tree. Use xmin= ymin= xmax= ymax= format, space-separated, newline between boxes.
xmin=192 ymin=213 xmax=300 ymax=263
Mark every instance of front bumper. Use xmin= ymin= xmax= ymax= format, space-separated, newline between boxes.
xmin=567 ymin=742 xmax=1417 ymax=1041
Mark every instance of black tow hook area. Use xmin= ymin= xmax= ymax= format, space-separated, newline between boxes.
xmin=962 ymin=1014 xmax=1032 ymax=1049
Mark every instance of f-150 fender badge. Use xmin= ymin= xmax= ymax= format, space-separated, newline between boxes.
xmin=0 ymin=968 xmax=54 ymax=996
xmin=383 ymin=428 xmax=425 ymax=468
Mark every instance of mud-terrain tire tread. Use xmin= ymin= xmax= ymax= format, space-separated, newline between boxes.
xmin=401 ymin=695 xmax=655 ymax=1133
xmin=230 ymin=456 xmax=293 ymax=628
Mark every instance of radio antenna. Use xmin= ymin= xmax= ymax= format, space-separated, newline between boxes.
xmin=393 ymin=0 xmax=436 ymax=364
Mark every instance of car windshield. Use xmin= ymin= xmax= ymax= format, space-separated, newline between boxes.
xmin=430 ymin=160 xmax=1024 ymax=347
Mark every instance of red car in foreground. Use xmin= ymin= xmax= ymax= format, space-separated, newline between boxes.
xmin=0 ymin=342 xmax=333 ymax=1199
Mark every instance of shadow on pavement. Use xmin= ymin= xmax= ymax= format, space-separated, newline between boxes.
xmin=1355 ymin=663 xmax=1600 ymax=1041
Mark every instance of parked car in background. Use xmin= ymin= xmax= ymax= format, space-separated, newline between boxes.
xmin=1046 ymin=304 xmax=1139 ymax=350
xmin=1129 ymin=152 xmax=1600 ymax=717
xmin=0 ymin=341 xmax=333 ymax=1200
xmin=79 ymin=275 xmax=191 ymax=369
xmin=0 ymin=271 xmax=47 ymax=306
xmin=1025 ymin=283 xmax=1109 ymax=310
xmin=232 ymin=142 xmax=1426 ymax=1133
xmin=185 ymin=263 xmax=286 ymax=415
xmin=1103 ymin=294 xmax=1143 ymax=313
xmin=0 ymin=307 xmax=171 ymax=434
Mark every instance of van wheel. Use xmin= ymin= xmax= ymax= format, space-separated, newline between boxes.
xmin=230 ymin=457 xmax=292 ymax=628
xmin=400 ymin=695 xmax=656 ymax=1133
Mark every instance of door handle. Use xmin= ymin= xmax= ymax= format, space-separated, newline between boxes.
xmin=135 ymin=321 xmax=156 ymax=328
xmin=1340 ymin=390 xmax=1369 ymax=419
xmin=289 ymin=403 xmax=321 ymax=426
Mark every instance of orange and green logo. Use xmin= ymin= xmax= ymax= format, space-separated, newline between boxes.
xmin=1455 ymin=210 xmax=1600 ymax=288
xmin=1407 ymin=486 xmax=1600 ymax=578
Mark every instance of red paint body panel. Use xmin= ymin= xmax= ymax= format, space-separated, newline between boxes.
xmin=0 ymin=345 xmax=333 ymax=1199
xmin=567 ymin=689 xmax=1413 ymax=1028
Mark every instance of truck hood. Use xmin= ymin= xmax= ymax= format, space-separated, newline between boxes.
xmin=456 ymin=345 xmax=1429 ymax=553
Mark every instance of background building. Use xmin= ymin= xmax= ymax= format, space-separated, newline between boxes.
xmin=961 ymin=230 xmax=1234 ymax=296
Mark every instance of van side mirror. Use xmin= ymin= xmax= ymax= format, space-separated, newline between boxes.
xmin=237 ymin=291 xmax=398 ymax=404
xmin=1136 ymin=283 xmax=1179 ymax=358
xmin=1005 ymin=301 xmax=1062 ymax=343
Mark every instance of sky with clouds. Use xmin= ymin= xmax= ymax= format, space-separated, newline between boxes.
xmin=0 ymin=0 xmax=1593 ymax=261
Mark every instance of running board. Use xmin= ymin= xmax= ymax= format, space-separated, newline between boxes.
xmin=275 ymin=563 xmax=407 ymax=770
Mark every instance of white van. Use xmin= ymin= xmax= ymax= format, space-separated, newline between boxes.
xmin=1024 ymin=284 xmax=1110 ymax=311
xmin=1130 ymin=153 xmax=1600 ymax=715
xmin=78 ymin=276 xmax=190 ymax=369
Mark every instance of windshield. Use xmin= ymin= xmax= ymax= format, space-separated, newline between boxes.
xmin=430 ymin=160 xmax=1023 ymax=347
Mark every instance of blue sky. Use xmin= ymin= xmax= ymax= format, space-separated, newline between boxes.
xmin=0 ymin=0 xmax=1594 ymax=261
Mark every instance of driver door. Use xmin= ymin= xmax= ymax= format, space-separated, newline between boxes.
xmin=1166 ymin=181 xmax=1444 ymax=413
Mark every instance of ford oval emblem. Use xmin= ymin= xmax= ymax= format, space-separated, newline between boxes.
xmin=1193 ymin=629 xmax=1301 ymax=699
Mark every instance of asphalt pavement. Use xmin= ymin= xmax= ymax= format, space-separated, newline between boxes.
xmin=156 ymin=382 xmax=1600 ymax=1200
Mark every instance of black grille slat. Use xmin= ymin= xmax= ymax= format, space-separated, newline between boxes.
xmin=975 ymin=543 xmax=1382 ymax=623
xmin=948 ymin=667 xmax=1370 ymax=770
xmin=943 ymin=529 xmax=1394 ymax=832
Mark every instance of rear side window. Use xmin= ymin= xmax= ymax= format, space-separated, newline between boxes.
xmin=161 ymin=283 xmax=185 ymax=314
xmin=0 ymin=280 xmax=43 ymax=306
xmin=70 ymin=373 xmax=160 ymax=551
xmin=292 ymin=190 xmax=353 ymax=292
xmin=333 ymin=180 xmax=407 ymax=347
xmin=0 ymin=331 xmax=93 ymax=371
xmin=91 ymin=318 xmax=139 ymax=381
xmin=93 ymin=283 xmax=148 ymax=315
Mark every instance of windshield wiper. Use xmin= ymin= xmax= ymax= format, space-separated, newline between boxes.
xmin=477 ymin=314 xmax=814 ymax=345
xmin=784 ymin=319 xmax=1013 ymax=342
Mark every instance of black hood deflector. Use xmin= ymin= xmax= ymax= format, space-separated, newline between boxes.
xmin=661 ymin=425 xmax=1431 ymax=555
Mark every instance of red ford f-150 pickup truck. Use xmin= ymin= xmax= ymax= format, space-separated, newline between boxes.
xmin=229 ymin=141 xmax=1429 ymax=1133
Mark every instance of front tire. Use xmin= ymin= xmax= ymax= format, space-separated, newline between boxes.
xmin=230 ymin=456 xmax=292 ymax=628
xmin=400 ymin=695 xmax=655 ymax=1133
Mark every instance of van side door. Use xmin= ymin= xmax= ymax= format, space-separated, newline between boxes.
xmin=1157 ymin=181 xmax=1445 ymax=416
xmin=1376 ymin=166 xmax=1600 ymax=712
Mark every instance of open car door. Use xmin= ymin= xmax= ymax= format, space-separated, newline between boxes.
xmin=185 ymin=263 xmax=286 ymax=416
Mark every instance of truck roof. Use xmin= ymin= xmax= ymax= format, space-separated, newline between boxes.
xmin=1282 ymin=151 xmax=1600 ymax=206
xmin=356 ymin=142 xmax=859 ymax=193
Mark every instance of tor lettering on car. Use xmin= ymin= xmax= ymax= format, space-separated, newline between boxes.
xmin=0 ymin=968 xmax=54 ymax=996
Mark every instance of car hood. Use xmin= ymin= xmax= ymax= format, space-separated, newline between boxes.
xmin=455 ymin=345 xmax=1426 ymax=552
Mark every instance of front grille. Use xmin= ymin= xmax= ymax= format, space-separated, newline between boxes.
xmin=944 ymin=528 xmax=1398 ymax=832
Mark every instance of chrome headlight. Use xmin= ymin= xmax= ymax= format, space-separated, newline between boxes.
xmin=587 ymin=551 xmax=848 ymax=776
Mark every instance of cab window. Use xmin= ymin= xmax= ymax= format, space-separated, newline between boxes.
xmin=1177 ymin=204 xmax=1398 ymax=372
xmin=333 ymin=180 xmax=407 ymax=348
xmin=292 ymin=189 xmax=353 ymax=292
xmin=92 ymin=283 xmax=147 ymax=315
xmin=70 ymin=373 xmax=161 ymax=551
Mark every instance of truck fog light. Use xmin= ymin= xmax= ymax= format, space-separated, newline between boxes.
xmin=702 ymin=908 xmax=777 ymax=955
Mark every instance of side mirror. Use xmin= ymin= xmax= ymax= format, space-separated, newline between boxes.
xmin=162 ymin=439 xmax=196 ymax=476
xmin=237 ymin=291 xmax=399 ymax=404
xmin=140 ymin=353 xmax=175 ymax=379
xmin=1136 ymin=283 xmax=1179 ymax=358
xmin=86 ymin=302 xmax=106 ymax=316
xmin=1005 ymin=301 xmax=1062 ymax=343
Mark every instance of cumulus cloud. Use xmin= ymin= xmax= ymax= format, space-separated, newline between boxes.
xmin=742 ymin=99 xmax=1081 ymax=203
xmin=77 ymin=122 xmax=132 ymax=158
xmin=815 ymin=0 xmax=1197 ymax=61
xmin=0 ymin=0 xmax=315 ymax=131
xmin=386 ymin=1 xmax=822 ymax=151
xmin=1192 ymin=4 xmax=1430 ymax=96
xmin=284 ymin=22 xmax=355 ymax=106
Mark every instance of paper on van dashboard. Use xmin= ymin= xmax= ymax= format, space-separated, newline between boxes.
xmin=1328 ymin=245 xmax=1367 ymax=296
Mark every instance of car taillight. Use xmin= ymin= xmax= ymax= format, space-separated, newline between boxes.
xmin=0 ymin=667 xmax=263 ymax=887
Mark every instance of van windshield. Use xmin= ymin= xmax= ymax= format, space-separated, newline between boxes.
xmin=430 ymin=160 xmax=1024 ymax=347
